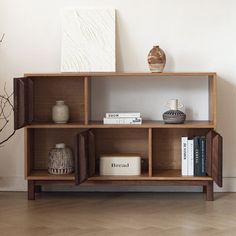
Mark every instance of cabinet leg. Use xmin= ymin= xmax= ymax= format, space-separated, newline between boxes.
xmin=28 ymin=180 xmax=35 ymax=200
xmin=203 ymin=186 xmax=207 ymax=193
xmin=206 ymin=181 xmax=214 ymax=201
xmin=35 ymin=185 xmax=42 ymax=193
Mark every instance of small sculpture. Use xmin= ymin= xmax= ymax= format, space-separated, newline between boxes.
xmin=163 ymin=99 xmax=186 ymax=124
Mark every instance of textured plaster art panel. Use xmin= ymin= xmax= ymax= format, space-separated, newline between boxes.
xmin=61 ymin=8 xmax=116 ymax=72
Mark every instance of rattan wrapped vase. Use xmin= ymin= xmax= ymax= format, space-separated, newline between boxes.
xmin=48 ymin=143 xmax=74 ymax=174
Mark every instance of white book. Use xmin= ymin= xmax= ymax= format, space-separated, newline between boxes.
xmin=187 ymin=139 xmax=194 ymax=176
xmin=106 ymin=112 xmax=141 ymax=118
xmin=181 ymin=137 xmax=188 ymax=176
xmin=103 ymin=117 xmax=142 ymax=124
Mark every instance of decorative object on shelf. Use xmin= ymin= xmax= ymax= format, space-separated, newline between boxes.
xmin=61 ymin=8 xmax=116 ymax=72
xmin=148 ymin=45 xmax=166 ymax=72
xmin=103 ymin=112 xmax=142 ymax=124
xmin=48 ymin=143 xmax=74 ymax=174
xmin=52 ymin=100 xmax=69 ymax=123
xmin=163 ymin=99 xmax=186 ymax=124
xmin=100 ymin=154 xmax=141 ymax=176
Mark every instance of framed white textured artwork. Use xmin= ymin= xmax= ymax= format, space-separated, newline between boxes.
xmin=61 ymin=8 xmax=116 ymax=72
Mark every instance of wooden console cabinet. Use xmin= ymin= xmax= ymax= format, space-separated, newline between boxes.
xmin=14 ymin=72 xmax=222 ymax=200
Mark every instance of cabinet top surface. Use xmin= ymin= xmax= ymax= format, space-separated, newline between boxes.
xmin=24 ymin=72 xmax=217 ymax=77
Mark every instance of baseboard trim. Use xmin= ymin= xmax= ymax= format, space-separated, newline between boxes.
xmin=0 ymin=176 xmax=236 ymax=192
xmin=214 ymin=177 xmax=236 ymax=192
xmin=0 ymin=176 xmax=27 ymax=191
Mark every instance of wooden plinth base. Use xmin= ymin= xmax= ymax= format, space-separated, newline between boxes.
xmin=27 ymin=180 xmax=214 ymax=201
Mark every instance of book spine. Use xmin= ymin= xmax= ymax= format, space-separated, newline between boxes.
xmin=199 ymin=136 xmax=206 ymax=176
xmin=193 ymin=136 xmax=200 ymax=176
xmin=103 ymin=117 xmax=142 ymax=124
xmin=181 ymin=137 xmax=188 ymax=176
xmin=106 ymin=113 xmax=141 ymax=118
xmin=187 ymin=139 xmax=194 ymax=176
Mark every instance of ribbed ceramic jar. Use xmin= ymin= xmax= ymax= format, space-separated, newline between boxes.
xmin=163 ymin=110 xmax=186 ymax=124
xmin=148 ymin=45 xmax=166 ymax=72
xmin=48 ymin=143 xmax=74 ymax=174
xmin=52 ymin=100 xmax=69 ymax=123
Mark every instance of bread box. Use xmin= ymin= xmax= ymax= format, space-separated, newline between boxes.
xmin=100 ymin=154 xmax=141 ymax=176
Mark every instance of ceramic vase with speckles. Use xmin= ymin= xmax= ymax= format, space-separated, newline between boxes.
xmin=148 ymin=45 xmax=166 ymax=72
xmin=52 ymin=100 xmax=69 ymax=123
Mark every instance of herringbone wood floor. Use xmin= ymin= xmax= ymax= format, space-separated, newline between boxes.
xmin=0 ymin=192 xmax=236 ymax=236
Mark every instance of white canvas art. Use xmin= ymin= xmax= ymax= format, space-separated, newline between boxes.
xmin=61 ymin=8 xmax=116 ymax=72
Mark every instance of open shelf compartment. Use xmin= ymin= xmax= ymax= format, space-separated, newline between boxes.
xmin=92 ymin=128 xmax=150 ymax=178
xmin=25 ymin=128 xmax=86 ymax=181
xmin=33 ymin=77 xmax=85 ymax=122
xmin=152 ymin=128 xmax=212 ymax=179
xmin=14 ymin=76 xmax=86 ymax=129
xmin=89 ymin=74 xmax=216 ymax=126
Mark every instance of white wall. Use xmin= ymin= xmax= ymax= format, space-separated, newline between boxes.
xmin=0 ymin=0 xmax=236 ymax=191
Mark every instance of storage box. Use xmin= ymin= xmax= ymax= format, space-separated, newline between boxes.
xmin=100 ymin=154 xmax=141 ymax=176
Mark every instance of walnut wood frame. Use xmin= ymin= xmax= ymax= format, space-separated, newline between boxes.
xmin=14 ymin=72 xmax=222 ymax=201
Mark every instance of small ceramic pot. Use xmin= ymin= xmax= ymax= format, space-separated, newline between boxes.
xmin=148 ymin=45 xmax=166 ymax=72
xmin=48 ymin=143 xmax=74 ymax=174
xmin=52 ymin=100 xmax=69 ymax=123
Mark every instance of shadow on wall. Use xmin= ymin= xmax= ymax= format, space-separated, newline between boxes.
xmin=115 ymin=11 xmax=123 ymax=72
xmin=217 ymin=76 xmax=236 ymax=177
xmin=162 ymin=48 xmax=175 ymax=72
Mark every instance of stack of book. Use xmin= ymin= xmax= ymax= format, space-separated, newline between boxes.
xmin=103 ymin=112 xmax=142 ymax=124
xmin=181 ymin=136 xmax=206 ymax=176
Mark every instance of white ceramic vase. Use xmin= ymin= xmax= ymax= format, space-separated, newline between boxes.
xmin=52 ymin=100 xmax=69 ymax=123
xmin=166 ymin=99 xmax=184 ymax=110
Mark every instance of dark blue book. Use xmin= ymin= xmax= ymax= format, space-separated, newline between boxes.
xmin=193 ymin=136 xmax=200 ymax=176
xmin=199 ymin=136 xmax=206 ymax=176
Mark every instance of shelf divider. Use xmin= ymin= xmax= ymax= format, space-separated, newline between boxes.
xmin=148 ymin=128 xmax=152 ymax=177
xmin=208 ymin=74 xmax=217 ymax=127
xmin=84 ymin=76 xmax=90 ymax=125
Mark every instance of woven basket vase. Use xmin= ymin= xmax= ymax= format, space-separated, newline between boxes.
xmin=48 ymin=144 xmax=74 ymax=175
